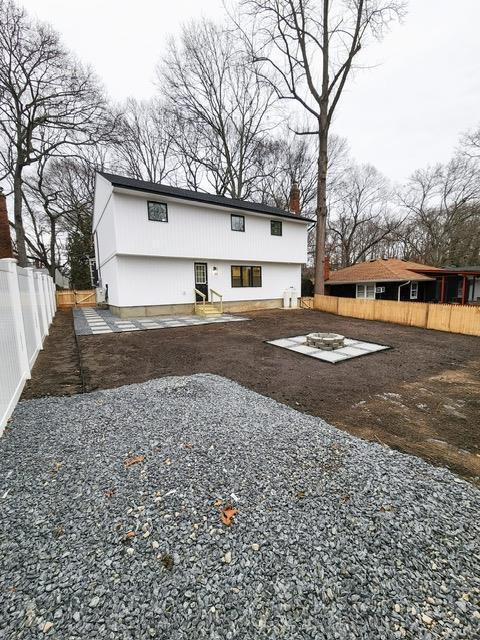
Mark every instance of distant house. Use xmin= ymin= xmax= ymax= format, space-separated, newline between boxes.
xmin=325 ymin=258 xmax=480 ymax=305
xmin=93 ymin=173 xmax=309 ymax=317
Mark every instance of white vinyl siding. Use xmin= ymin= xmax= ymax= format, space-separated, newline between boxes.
xmin=109 ymin=256 xmax=300 ymax=307
xmin=110 ymin=192 xmax=308 ymax=264
xmin=356 ymin=283 xmax=376 ymax=299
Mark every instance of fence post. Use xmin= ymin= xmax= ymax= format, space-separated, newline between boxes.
xmin=34 ymin=270 xmax=48 ymax=338
xmin=41 ymin=274 xmax=51 ymax=326
xmin=51 ymin=279 xmax=57 ymax=312
xmin=5 ymin=259 xmax=30 ymax=380
xmin=46 ymin=274 xmax=54 ymax=324
xmin=424 ymin=303 xmax=430 ymax=330
xmin=46 ymin=274 xmax=54 ymax=323
xmin=25 ymin=267 xmax=43 ymax=354
xmin=48 ymin=275 xmax=55 ymax=317
xmin=44 ymin=273 xmax=52 ymax=320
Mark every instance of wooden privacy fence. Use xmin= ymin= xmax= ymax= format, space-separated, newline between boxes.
xmin=56 ymin=289 xmax=96 ymax=309
xmin=314 ymin=295 xmax=480 ymax=337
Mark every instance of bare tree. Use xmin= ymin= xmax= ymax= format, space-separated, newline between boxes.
xmin=113 ymin=98 xmax=178 ymax=183
xmin=460 ymin=124 xmax=480 ymax=159
xmin=159 ymin=19 xmax=277 ymax=199
xmin=400 ymin=155 xmax=480 ymax=266
xmin=239 ymin=0 xmax=406 ymax=293
xmin=328 ymin=163 xmax=401 ymax=267
xmin=252 ymin=133 xmax=318 ymax=210
xmin=22 ymin=154 xmax=97 ymax=278
xmin=0 ymin=0 xmax=115 ymax=266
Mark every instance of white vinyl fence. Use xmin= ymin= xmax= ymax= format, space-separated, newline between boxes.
xmin=0 ymin=258 xmax=56 ymax=434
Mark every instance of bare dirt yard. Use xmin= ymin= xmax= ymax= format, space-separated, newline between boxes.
xmin=23 ymin=309 xmax=480 ymax=481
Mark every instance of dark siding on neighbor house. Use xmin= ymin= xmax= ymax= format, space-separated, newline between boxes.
xmin=444 ymin=277 xmax=460 ymax=302
xmin=327 ymin=280 xmax=437 ymax=302
xmin=326 ymin=283 xmax=356 ymax=298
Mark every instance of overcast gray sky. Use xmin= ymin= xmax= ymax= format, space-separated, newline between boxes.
xmin=20 ymin=0 xmax=480 ymax=184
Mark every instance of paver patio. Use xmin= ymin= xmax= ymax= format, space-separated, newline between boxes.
xmin=73 ymin=308 xmax=248 ymax=336
xmin=267 ymin=335 xmax=390 ymax=363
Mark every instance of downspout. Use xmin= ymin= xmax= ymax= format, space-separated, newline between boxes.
xmin=94 ymin=231 xmax=102 ymax=287
xmin=398 ymin=280 xmax=410 ymax=302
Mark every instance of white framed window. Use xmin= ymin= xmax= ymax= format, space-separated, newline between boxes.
xmin=410 ymin=282 xmax=418 ymax=300
xmin=356 ymin=283 xmax=376 ymax=299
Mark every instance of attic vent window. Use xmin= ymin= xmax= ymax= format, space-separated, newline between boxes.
xmin=148 ymin=201 xmax=168 ymax=222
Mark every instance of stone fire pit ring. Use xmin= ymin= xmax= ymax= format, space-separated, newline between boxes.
xmin=305 ymin=332 xmax=345 ymax=350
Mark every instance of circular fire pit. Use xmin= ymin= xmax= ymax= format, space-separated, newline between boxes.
xmin=305 ymin=332 xmax=345 ymax=350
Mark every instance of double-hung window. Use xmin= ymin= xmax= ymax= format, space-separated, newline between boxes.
xmin=410 ymin=282 xmax=418 ymax=299
xmin=231 ymin=266 xmax=262 ymax=288
xmin=356 ymin=283 xmax=375 ymax=299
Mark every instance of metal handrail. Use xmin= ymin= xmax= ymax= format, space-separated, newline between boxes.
xmin=194 ymin=288 xmax=206 ymax=311
xmin=210 ymin=288 xmax=223 ymax=314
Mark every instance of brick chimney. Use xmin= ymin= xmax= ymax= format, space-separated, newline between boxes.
xmin=289 ymin=181 xmax=300 ymax=215
xmin=0 ymin=187 xmax=14 ymax=259
xmin=323 ymin=256 xmax=330 ymax=281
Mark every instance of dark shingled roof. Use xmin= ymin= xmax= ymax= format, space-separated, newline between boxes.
xmin=99 ymin=172 xmax=311 ymax=222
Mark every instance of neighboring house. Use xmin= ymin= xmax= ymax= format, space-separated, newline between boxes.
xmin=93 ymin=173 xmax=309 ymax=317
xmin=55 ymin=269 xmax=69 ymax=289
xmin=431 ymin=266 xmax=480 ymax=305
xmin=325 ymin=258 xmax=480 ymax=305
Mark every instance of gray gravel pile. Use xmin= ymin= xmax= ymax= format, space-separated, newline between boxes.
xmin=0 ymin=374 xmax=479 ymax=639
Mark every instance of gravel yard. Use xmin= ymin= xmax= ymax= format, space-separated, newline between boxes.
xmin=2 ymin=374 xmax=479 ymax=639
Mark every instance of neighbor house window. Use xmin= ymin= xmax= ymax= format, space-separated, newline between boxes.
xmin=148 ymin=201 xmax=168 ymax=222
xmin=231 ymin=265 xmax=262 ymax=287
xmin=271 ymin=220 xmax=282 ymax=236
xmin=356 ymin=283 xmax=375 ymax=299
xmin=410 ymin=282 xmax=418 ymax=299
xmin=231 ymin=214 xmax=245 ymax=232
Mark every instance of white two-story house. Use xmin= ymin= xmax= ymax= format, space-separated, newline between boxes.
xmin=93 ymin=172 xmax=310 ymax=317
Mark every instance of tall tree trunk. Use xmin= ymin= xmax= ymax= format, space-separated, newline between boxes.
xmin=14 ymin=163 xmax=28 ymax=266
xmin=314 ymin=126 xmax=328 ymax=295
xmin=314 ymin=0 xmax=330 ymax=297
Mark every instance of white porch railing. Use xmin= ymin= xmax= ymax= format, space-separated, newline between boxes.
xmin=0 ymin=259 xmax=56 ymax=434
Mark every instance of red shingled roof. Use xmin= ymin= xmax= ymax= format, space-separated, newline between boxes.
xmin=326 ymin=258 xmax=442 ymax=284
